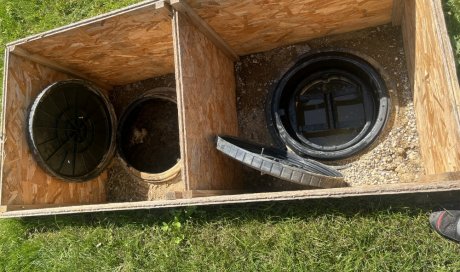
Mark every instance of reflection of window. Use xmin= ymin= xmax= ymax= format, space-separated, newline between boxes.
xmin=271 ymin=51 xmax=390 ymax=160
xmin=293 ymin=73 xmax=374 ymax=148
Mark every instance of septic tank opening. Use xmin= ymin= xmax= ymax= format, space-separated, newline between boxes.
xmin=269 ymin=50 xmax=390 ymax=160
xmin=117 ymin=88 xmax=181 ymax=182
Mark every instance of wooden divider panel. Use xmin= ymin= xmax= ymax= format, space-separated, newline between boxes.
xmin=173 ymin=12 xmax=242 ymax=190
xmin=392 ymin=0 xmax=405 ymax=25
xmin=187 ymin=0 xmax=393 ymax=56
xmin=9 ymin=2 xmax=174 ymax=86
xmin=402 ymin=0 xmax=460 ymax=174
xmin=1 ymin=54 xmax=106 ymax=206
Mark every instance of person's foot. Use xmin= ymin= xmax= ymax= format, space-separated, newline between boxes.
xmin=429 ymin=210 xmax=460 ymax=243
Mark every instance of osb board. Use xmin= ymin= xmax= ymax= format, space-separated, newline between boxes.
xmin=392 ymin=0 xmax=404 ymax=25
xmin=0 ymin=54 xmax=106 ymax=206
xmin=173 ymin=12 xmax=243 ymax=190
xmin=401 ymin=0 xmax=460 ymax=174
xmin=0 ymin=48 xmax=10 ymax=204
xmin=10 ymin=2 xmax=174 ymax=86
xmin=2 ymin=178 xmax=460 ymax=218
xmin=187 ymin=0 xmax=394 ymax=56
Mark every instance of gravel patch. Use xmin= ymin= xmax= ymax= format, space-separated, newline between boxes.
xmin=235 ymin=24 xmax=423 ymax=190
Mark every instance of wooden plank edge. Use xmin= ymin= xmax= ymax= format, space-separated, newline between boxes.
xmin=165 ymin=191 xmax=183 ymax=200
xmin=0 ymin=204 xmax=79 ymax=212
xmin=166 ymin=190 xmax=246 ymax=199
xmin=2 ymin=179 xmax=460 ymax=218
xmin=169 ymin=0 xmax=239 ymax=61
xmin=155 ymin=0 xmax=173 ymax=19
xmin=9 ymin=46 xmax=112 ymax=91
xmin=6 ymin=0 xmax=160 ymax=47
xmin=419 ymin=172 xmax=460 ymax=183
xmin=183 ymin=190 xmax=247 ymax=199
xmin=432 ymin=0 xmax=460 ymax=128
xmin=392 ymin=0 xmax=405 ymax=26
xmin=0 ymin=47 xmax=10 ymax=206
xmin=172 ymin=9 xmax=191 ymax=190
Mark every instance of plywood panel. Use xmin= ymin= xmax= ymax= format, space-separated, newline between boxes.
xmin=11 ymin=3 xmax=174 ymax=86
xmin=187 ymin=0 xmax=394 ymax=56
xmin=1 ymin=54 xmax=106 ymax=206
xmin=392 ymin=0 xmax=404 ymax=25
xmin=0 ymin=48 xmax=11 ymax=205
xmin=170 ymin=0 xmax=238 ymax=61
xmin=173 ymin=12 xmax=242 ymax=190
xmin=2 ymin=178 xmax=460 ymax=218
xmin=9 ymin=47 xmax=111 ymax=91
xmin=402 ymin=0 xmax=460 ymax=174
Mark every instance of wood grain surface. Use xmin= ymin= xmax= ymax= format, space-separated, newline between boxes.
xmin=173 ymin=11 xmax=243 ymax=191
xmin=13 ymin=3 xmax=174 ymax=86
xmin=2 ymin=178 xmax=460 ymax=218
xmin=187 ymin=0 xmax=393 ymax=56
xmin=1 ymin=54 xmax=106 ymax=206
xmin=402 ymin=0 xmax=460 ymax=174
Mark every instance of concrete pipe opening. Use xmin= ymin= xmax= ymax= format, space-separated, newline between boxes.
xmin=117 ymin=87 xmax=181 ymax=182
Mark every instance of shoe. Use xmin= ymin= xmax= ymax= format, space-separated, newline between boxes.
xmin=429 ymin=210 xmax=460 ymax=243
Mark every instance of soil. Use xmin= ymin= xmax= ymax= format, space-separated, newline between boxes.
xmin=106 ymin=24 xmax=424 ymax=200
xmin=234 ymin=24 xmax=423 ymax=190
xmin=119 ymin=99 xmax=180 ymax=173
xmin=107 ymin=74 xmax=184 ymax=202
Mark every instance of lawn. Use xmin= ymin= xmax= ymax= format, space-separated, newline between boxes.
xmin=1 ymin=1 xmax=460 ymax=271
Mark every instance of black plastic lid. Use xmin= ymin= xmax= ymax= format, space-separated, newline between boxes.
xmin=216 ymin=136 xmax=347 ymax=189
xmin=27 ymin=79 xmax=116 ymax=182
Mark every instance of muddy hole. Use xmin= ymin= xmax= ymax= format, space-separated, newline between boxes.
xmin=118 ymin=97 xmax=180 ymax=173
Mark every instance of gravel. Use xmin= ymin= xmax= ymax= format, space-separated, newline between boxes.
xmin=234 ymin=24 xmax=423 ymax=189
xmin=106 ymin=24 xmax=424 ymax=199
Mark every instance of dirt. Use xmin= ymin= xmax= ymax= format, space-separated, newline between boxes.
xmin=119 ymin=99 xmax=180 ymax=173
xmin=107 ymin=74 xmax=184 ymax=202
xmin=110 ymin=74 xmax=176 ymax=116
xmin=234 ymin=24 xmax=423 ymax=190
xmin=106 ymin=24 xmax=424 ymax=199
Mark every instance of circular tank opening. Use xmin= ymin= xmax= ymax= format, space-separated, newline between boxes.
xmin=27 ymin=79 xmax=116 ymax=182
xmin=269 ymin=50 xmax=390 ymax=160
xmin=117 ymin=88 xmax=181 ymax=181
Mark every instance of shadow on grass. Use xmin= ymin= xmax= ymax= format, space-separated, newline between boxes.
xmin=15 ymin=190 xmax=460 ymax=233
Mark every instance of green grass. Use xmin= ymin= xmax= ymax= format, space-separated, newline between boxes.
xmin=1 ymin=201 xmax=460 ymax=272
xmin=1 ymin=1 xmax=460 ymax=271
xmin=444 ymin=0 xmax=460 ymax=74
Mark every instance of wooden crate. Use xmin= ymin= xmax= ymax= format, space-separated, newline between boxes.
xmin=1 ymin=0 xmax=459 ymax=217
